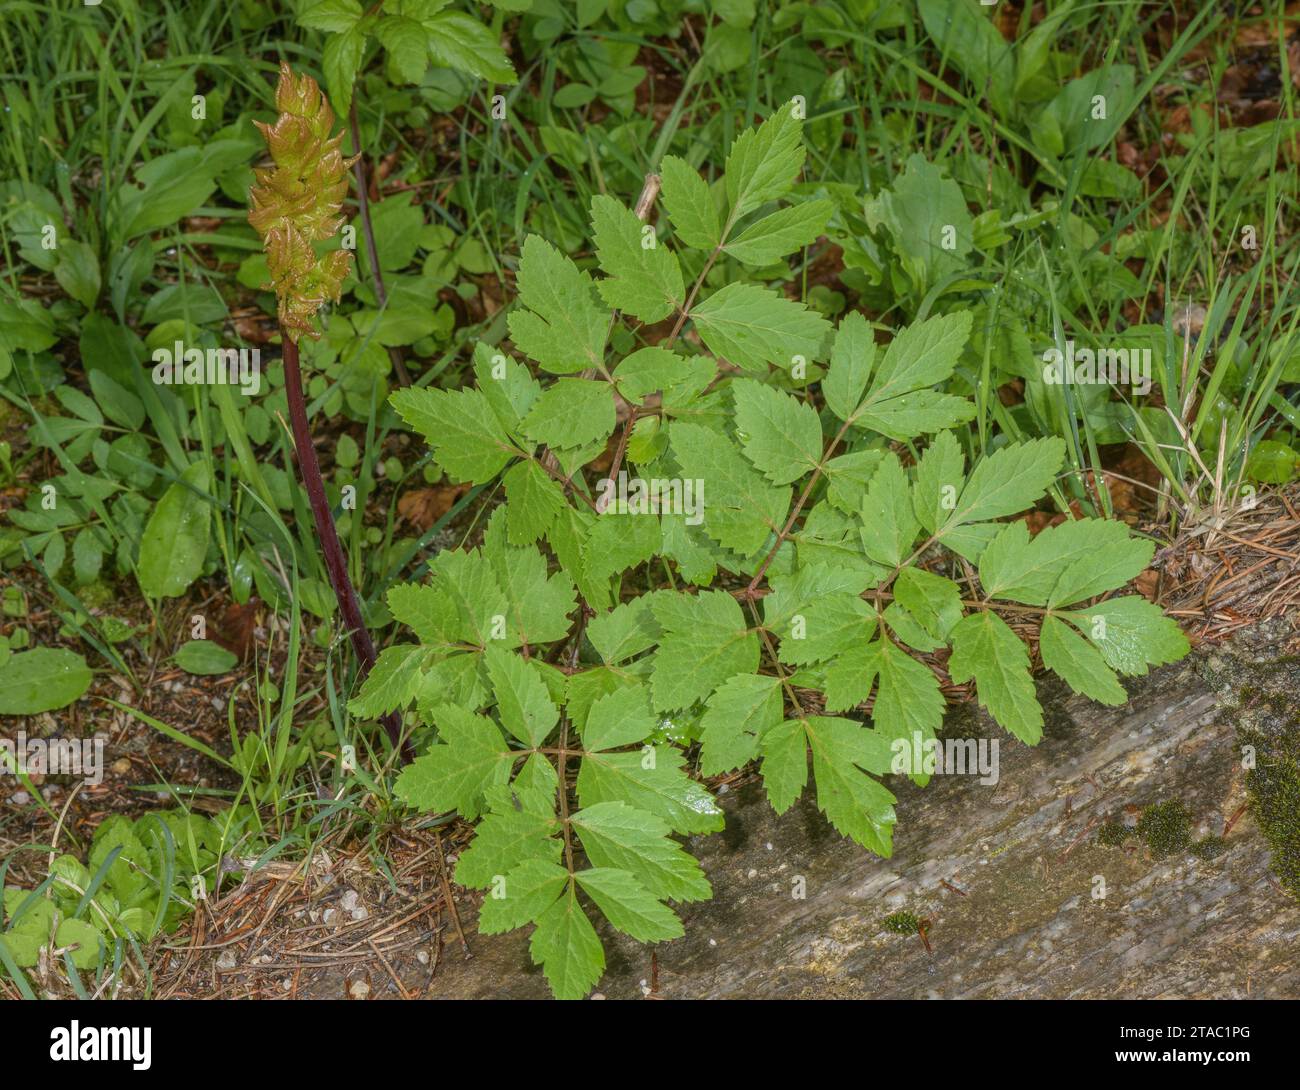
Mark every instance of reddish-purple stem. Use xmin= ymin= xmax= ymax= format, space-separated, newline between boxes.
xmin=282 ymin=337 xmax=406 ymax=757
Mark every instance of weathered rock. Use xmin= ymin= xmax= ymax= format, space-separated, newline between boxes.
xmin=427 ymin=620 xmax=1300 ymax=999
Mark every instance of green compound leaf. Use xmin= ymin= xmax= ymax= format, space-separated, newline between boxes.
xmin=577 ymin=744 xmax=724 ymax=835
xmin=1039 ymin=614 xmax=1127 ymax=705
xmin=660 ymin=154 xmax=722 ymax=250
xmin=941 ymin=437 xmax=1065 ymax=533
xmin=979 ymin=518 xmax=1153 ymax=607
xmin=591 ymin=194 xmax=684 ymax=323
xmin=575 ymin=867 xmax=684 ymax=943
xmin=949 ymin=611 xmax=1044 ymax=745
xmin=823 ymin=310 xmax=877 ymax=422
xmin=723 ymin=199 xmax=833 ymax=264
xmin=390 ymin=386 xmax=518 ymax=484
xmin=366 ymin=98 xmax=1196 ymax=1002
xmin=805 ymin=715 xmax=897 ymax=856
xmin=571 ymin=801 xmax=712 ymax=903
xmin=477 ymin=859 xmax=568 ymax=935
xmin=1060 ymin=596 xmax=1190 ymax=677
xmin=691 ymin=283 xmax=830 ymax=373
xmin=669 ymin=422 xmax=790 ymax=556
xmin=393 ymin=705 xmax=514 ymax=819
xmin=698 ymin=672 xmax=783 ymax=776
xmin=650 ymin=590 xmax=760 ymax=713
xmin=529 ymin=882 xmax=604 ymax=1000
xmin=520 ymin=378 xmax=616 ymax=451
xmin=507 ymin=235 xmax=609 ymax=374
xmin=724 ymin=101 xmax=805 ymax=221
xmin=732 ymin=377 xmax=824 ymax=485
xmin=484 ymin=644 xmax=558 ymax=747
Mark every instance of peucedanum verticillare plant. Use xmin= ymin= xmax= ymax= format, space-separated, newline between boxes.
xmin=352 ymin=102 xmax=1191 ymax=998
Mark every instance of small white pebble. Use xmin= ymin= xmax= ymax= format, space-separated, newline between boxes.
xmin=350 ymin=907 xmax=369 ymax=922
xmin=340 ymin=889 xmax=360 ymax=912
xmin=590 ymin=993 xmax=606 ymax=1000
xmin=416 ymin=950 xmax=430 ymax=965
xmin=708 ymin=938 xmax=717 ymax=947
xmin=281 ymin=978 xmax=292 ymax=991
xmin=747 ymin=868 xmax=757 ymax=879
xmin=765 ymin=842 xmax=773 ymax=851
xmin=322 ymin=908 xmax=337 ymax=925
xmin=349 ymin=980 xmax=370 ymax=1000
xmin=9 ymin=791 xmax=29 ymax=806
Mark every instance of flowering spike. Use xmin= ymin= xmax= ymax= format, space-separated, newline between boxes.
xmin=249 ymin=62 xmax=357 ymax=341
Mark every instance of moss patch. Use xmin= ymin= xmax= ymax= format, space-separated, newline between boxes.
xmin=881 ymin=911 xmax=921 ymax=935
xmin=1136 ymin=801 xmax=1192 ymax=858
xmin=1097 ymin=821 xmax=1134 ymax=847
xmin=1190 ymin=836 xmax=1228 ymax=861
xmin=1242 ymin=718 xmax=1300 ymax=899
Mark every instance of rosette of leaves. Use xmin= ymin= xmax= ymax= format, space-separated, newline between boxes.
xmin=363 ymin=103 xmax=1190 ymax=998
xmin=248 ymin=61 xmax=355 ymax=342
xmin=0 ymin=812 xmax=233 ymax=983
xmin=296 ymin=0 xmax=519 ymax=117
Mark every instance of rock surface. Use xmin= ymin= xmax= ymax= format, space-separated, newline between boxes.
xmin=426 ymin=620 xmax=1300 ymax=999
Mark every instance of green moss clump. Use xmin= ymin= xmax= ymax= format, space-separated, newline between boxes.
xmin=1136 ymin=800 xmax=1192 ymax=858
xmin=1190 ymin=836 xmax=1227 ymax=861
xmin=1097 ymin=821 xmax=1134 ymax=847
xmin=1243 ymin=723 xmax=1300 ymax=899
xmin=882 ymin=911 xmax=921 ymax=935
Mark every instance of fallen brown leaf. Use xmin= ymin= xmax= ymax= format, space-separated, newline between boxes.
xmin=398 ymin=484 xmax=470 ymax=531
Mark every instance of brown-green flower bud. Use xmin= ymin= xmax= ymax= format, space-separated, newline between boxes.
xmin=249 ymin=62 xmax=356 ymax=342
